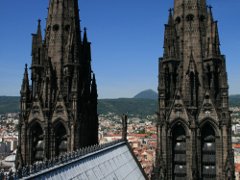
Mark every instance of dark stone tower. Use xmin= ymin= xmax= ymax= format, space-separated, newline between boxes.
xmin=153 ymin=0 xmax=235 ymax=179
xmin=17 ymin=0 xmax=98 ymax=167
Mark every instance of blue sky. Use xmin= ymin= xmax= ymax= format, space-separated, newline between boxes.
xmin=0 ymin=0 xmax=239 ymax=98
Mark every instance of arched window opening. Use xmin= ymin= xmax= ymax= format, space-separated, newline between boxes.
xmin=172 ymin=124 xmax=187 ymax=180
xmin=175 ymin=17 xmax=181 ymax=24
xmin=53 ymin=24 xmax=59 ymax=32
xmin=30 ymin=122 xmax=44 ymax=163
xmin=201 ymin=123 xmax=216 ymax=179
xmin=186 ymin=14 xmax=194 ymax=22
xmin=65 ymin=25 xmax=70 ymax=32
xmin=55 ymin=123 xmax=67 ymax=157
xmin=200 ymin=15 xmax=206 ymax=22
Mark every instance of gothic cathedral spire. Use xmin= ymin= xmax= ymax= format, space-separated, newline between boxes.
xmin=17 ymin=0 xmax=98 ymax=168
xmin=152 ymin=0 xmax=235 ymax=179
xmin=45 ymin=0 xmax=82 ymax=90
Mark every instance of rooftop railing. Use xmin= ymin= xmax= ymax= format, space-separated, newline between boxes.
xmin=1 ymin=139 xmax=124 ymax=180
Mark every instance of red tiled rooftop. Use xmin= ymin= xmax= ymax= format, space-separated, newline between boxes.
xmin=151 ymin=134 xmax=157 ymax=139
xmin=129 ymin=134 xmax=147 ymax=138
xmin=235 ymin=163 xmax=240 ymax=172
xmin=233 ymin=144 xmax=240 ymax=148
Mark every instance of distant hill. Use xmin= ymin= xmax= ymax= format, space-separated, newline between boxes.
xmin=0 ymin=94 xmax=240 ymax=115
xmin=98 ymin=98 xmax=157 ymax=116
xmin=0 ymin=96 xmax=157 ymax=116
xmin=0 ymin=96 xmax=20 ymax=114
xmin=133 ymin=89 xmax=158 ymax=99
xmin=229 ymin=95 xmax=240 ymax=106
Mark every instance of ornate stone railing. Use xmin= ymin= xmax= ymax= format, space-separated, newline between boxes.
xmin=1 ymin=139 xmax=124 ymax=180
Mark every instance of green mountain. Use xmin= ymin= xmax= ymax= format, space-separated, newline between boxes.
xmin=133 ymin=89 xmax=158 ymax=99
xmin=0 ymin=94 xmax=240 ymax=115
xmin=0 ymin=96 xmax=157 ymax=116
xmin=229 ymin=95 xmax=240 ymax=106
xmin=0 ymin=96 xmax=20 ymax=114
xmin=98 ymin=98 xmax=157 ymax=116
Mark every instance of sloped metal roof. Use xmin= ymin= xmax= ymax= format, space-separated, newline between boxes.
xmin=21 ymin=140 xmax=147 ymax=180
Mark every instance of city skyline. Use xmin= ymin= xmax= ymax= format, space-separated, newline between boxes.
xmin=0 ymin=0 xmax=239 ymax=98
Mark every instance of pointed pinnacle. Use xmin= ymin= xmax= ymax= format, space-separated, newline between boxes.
xmin=37 ymin=19 xmax=42 ymax=41
xmin=167 ymin=8 xmax=174 ymax=25
xmin=37 ymin=19 xmax=41 ymax=31
xmin=24 ymin=64 xmax=29 ymax=79
xmin=91 ymin=73 xmax=97 ymax=96
xmin=21 ymin=64 xmax=30 ymax=93
xmin=208 ymin=5 xmax=214 ymax=22
xmin=92 ymin=73 xmax=96 ymax=83
xmin=83 ymin=27 xmax=88 ymax=43
xmin=208 ymin=5 xmax=212 ymax=11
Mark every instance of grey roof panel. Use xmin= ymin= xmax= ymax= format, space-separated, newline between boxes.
xmin=22 ymin=140 xmax=147 ymax=180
